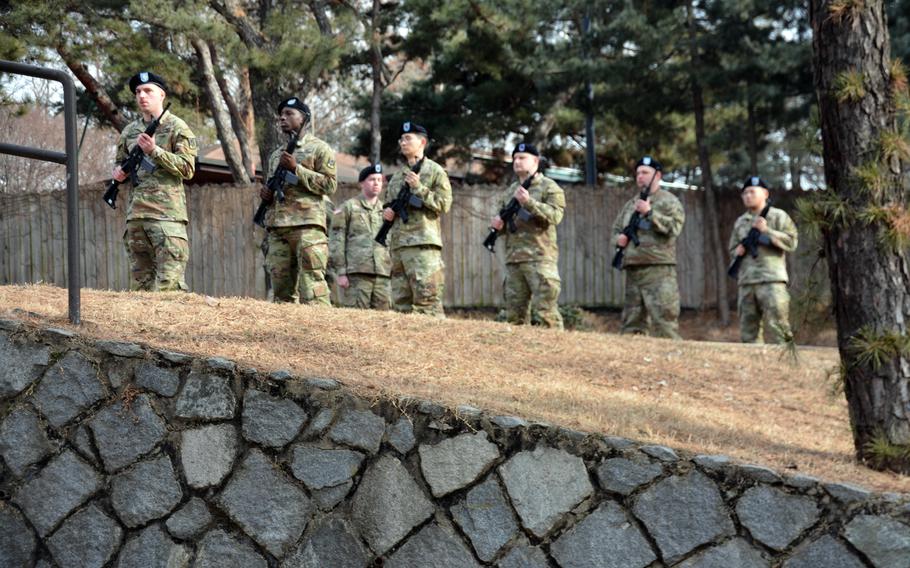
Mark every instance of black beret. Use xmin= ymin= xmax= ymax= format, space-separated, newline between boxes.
xmin=129 ymin=71 xmax=168 ymax=95
xmin=359 ymin=163 xmax=383 ymax=182
xmin=277 ymin=97 xmax=311 ymax=119
xmin=742 ymin=176 xmax=769 ymax=191
xmin=635 ymin=156 xmax=662 ymax=172
xmin=512 ymin=142 xmax=539 ymax=157
xmin=401 ymin=121 xmax=429 ymax=137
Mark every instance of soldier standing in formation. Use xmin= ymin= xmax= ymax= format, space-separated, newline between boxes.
xmin=490 ymin=143 xmax=566 ymax=329
xmin=611 ymin=156 xmax=685 ymax=339
xmin=728 ymin=176 xmax=799 ymax=343
xmin=380 ymin=122 xmax=452 ymax=317
xmin=330 ymin=164 xmax=392 ymax=309
xmin=259 ymin=97 xmax=337 ymax=305
xmin=113 ymin=72 xmax=197 ymax=292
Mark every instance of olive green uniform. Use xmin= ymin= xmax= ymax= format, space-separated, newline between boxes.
xmin=728 ymin=206 xmax=799 ymax=343
xmin=329 ymin=196 xmax=391 ymax=309
xmin=263 ymin=133 xmax=337 ymax=304
xmin=118 ymin=112 xmax=197 ymax=292
xmin=380 ymin=158 xmax=452 ymax=316
xmin=611 ymin=189 xmax=686 ymax=339
xmin=496 ymin=174 xmax=566 ymax=329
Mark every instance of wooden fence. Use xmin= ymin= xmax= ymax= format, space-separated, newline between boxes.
xmin=0 ymin=182 xmax=820 ymax=309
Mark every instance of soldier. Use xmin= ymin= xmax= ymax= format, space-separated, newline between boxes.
xmin=611 ymin=156 xmax=685 ymax=339
xmin=259 ymin=97 xmax=337 ymax=304
xmin=728 ymin=176 xmax=799 ymax=343
xmin=329 ymin=164 xmax=391 ymax=309
xmin=112 ymin=71 xmax=197 ymax=291
xmin=490 ymin=142 xmax=565 ymax=329
xmin=380 ymin=122 xmax=452 ymax=316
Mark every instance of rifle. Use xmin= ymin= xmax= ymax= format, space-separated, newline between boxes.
xmin=375 ymin=158 xmax=425 ymax=246
xmin=482 ymin=171 xmax=536 ymax=252
xmin=727 ymin=201 xmax=772 ymax=279
xmin=253 ymin=131 xmax=300 ymax=227
xmin=103 ymin=103 xmax=171 ymax=209
xmin=611 ymin=171 xmax=657 ymax=270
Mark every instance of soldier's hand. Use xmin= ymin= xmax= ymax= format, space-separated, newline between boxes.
xmin=752 ymin=217 xmax=768 ymax=233
xmin=382 ymin=207 xmax=395 ymax=221
xmin=112 ymin=166 xmax=127 ymax=182
xmin=491 ymin=216 xmax=504 ymax=231
xmin=337 ymin=275 xmax=350 ymax=289
xmin=735 ymin=244 xmax=746 ymax=257
xmin=260 ymin=186 xmax=274 ymax=202
xmin=617 ymin=234 xmax=629 ymax=248
xmin=279 ymin=152 xmax=297 ymax=171
xmin=634 ymin=199 xmax=651 ymax=214
xmin=137 ymin=133 xmax=157 ymax=155
xmin=404 ymin=170 xmax=420 ymax=188
xmin=514 ymin=186 xmax=530 ymax=205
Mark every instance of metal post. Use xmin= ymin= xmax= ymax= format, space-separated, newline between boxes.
xmin=582 ymin=14 xmax=597 ymax=187
xmin=0 ymin=60 xmax=81 ymax=324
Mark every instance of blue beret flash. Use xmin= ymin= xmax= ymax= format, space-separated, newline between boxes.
xmin=403 ymin=122 xmax=411 ymax=132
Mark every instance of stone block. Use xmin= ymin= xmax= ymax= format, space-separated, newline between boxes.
xmin=676 ymin=538 xmax=769 ymax=568
xmin=386 ymin=417 xmax=416 ymax=454
xmin=632 ymin=471 xmax=735 ymax=564
xmin=783 ymin=535 xmax=866 ymax=568
xmin=135 ymin=363 xmax=181 ymax=397
xmin=844 ymin=514 xmax=910 ymax=568
xmin=328 ymin=408 xmax=386 ymax=453
xmin=110 ymin=454 xmax=183 ymax=527
xmin=824 ymin=482 xmax=871 ymax=503
xmin=736 ymin=486 xmax=820 ymax=551
xmin=242 ymin=389 xmax=308 ymax=448
xmin=289 ymin=444 xmax=364 ymax=490
xmin=596 ymin=457 xmax=663 ymax=495
xmin=13 ymin=450 xmax=101 ymax=536
xmin=96 ymin=340 xmax=144 ymax=358
xmin=551 ymin=501 xmax=656 ymax=568
xmin=46 ymin=504 xmax=123 ymax=568
xmin=32 ymin=351 xmax=106 ymax=428
xmin=195 ymin=529 xmax=267 ymax=568
xmin=499 ymin=446 xmax=594 ymax=538
xmin=165 ymin=497 xmax=213 ymax=540
xmin=303 ymin=407 xmax=335 ymax=438
xmin=216 ymin=449 xmax=313 ymax=558
xmin=175 ymin=372 xmax=236 ymax=420
xmin=0 ymin=506 xmax=37 ymax=568
xmin=115 ymin=524 xmax=190 ymax=568
xmin=385 ymin=523 xmax=480 ymax=568
xmin=451 ymin=477 xmax=518 ymax=562
xmin=0 ymin=405 xmax=53 ymax=476
xmin=281 ymin=517 xmax=370 ymax=568
xmin=180 ymin=423 xmax=238 ymax=489
xmin=351 ymin=455 xmax=434 ymax=555
xmin=312 ymin=481 xmax=354 ymax=511
xmin=640 ymin=445 xmax=678 ymax=462
xmin=419 ymin=431 xmax=501 ymax=497
xmin=89 ymin=394 xmax=167 ymax=472
xmin=498 ymin=543 xmax=550 ymax=568
xmin=0 ymin=335 xmax=49 ymax=399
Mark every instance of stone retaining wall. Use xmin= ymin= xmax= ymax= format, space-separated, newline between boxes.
xmin=1 ymin=319 xmax=908 ymax=567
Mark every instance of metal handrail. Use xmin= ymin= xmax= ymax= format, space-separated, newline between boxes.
xmin=0 ymin=60 xmax=80 ymax=324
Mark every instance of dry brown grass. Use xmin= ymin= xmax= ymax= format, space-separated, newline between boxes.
xmin=1 ymin=284 xmax=906 ymax=493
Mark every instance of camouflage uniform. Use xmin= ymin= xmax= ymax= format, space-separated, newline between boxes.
xmin=263 ymin=133 xmax=337 ymax=304
xmin=497 ymin=174 xmax=565 ymax=329
xmin=118 ymin=112 xmax=197 ymax=292
xmin=329 ymin=196 xmax=391 ymax=309
xmin=381 ymin=158 xmax=452 ymax=316
xmin=611 ymin=189 xmax=685 ymax=339
xmin=728 ymin=207 xmax=799 ymax=343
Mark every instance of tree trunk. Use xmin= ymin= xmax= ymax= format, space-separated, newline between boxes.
xmin=209 ymin=41 xmax=255 ymax=179
xmin=191 ymin=38 xmax=250 ymax=183
xmin=369 ymin=0 xmax=383 ymax=163
xmin=686 ymin=0 xmax=730 ymax=324
xmin=56 ymin=46 xmax=128 ymax=132
xmin=810 ymin=0 xmax=910 ymax=472
xmin=239 ymin=66 xmax=256 ymax=167
xmin=746 ymin=84 xmax=759 ymax=174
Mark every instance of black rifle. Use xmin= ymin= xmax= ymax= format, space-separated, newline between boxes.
xmin=375 ymin=158 xmax=425 ymax=246
xmin=483 ymin=171 xmax=536 ymax=252
xmin=253 ymin=131 xmax=300 ymax=227
xmin=727 ymin=201 xmax=772 ymax=279
xmin=103 ymin=103 xmax=171 ymax=209
xmin=611 ymin=171 xmax=657 ymax=270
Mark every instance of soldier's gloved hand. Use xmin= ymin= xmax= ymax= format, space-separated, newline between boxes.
xmin=617 ymin=234 xmax=629 ymax=248
xmin=279 ymin=152 xmax=297 ymax=171
xmin=634 ymin=199 xmax=651 ymax=214
xmin=137 ymin=133 xmax=157 ymax=155
xmin=260 ymin=186 xmax=274 ymax=202
xmin=112 ymin=166 xmax=127 ymax=182
xmin=514 ymin=186 xmax=530 ymax=205
xmin=735 ymin=244 xmax=746 ymax=257
xmin=337 ymin=275 xmax=350 ymax=289
xmin=752 ymin=217 xmax=767 ymax=233
xmin=404 ymin=170 xmax=420 ymax=188
xmin=382 ymin=207 xmax=395 ymax=221
xmin=491 ymin=216 xmax=504 ymax=231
